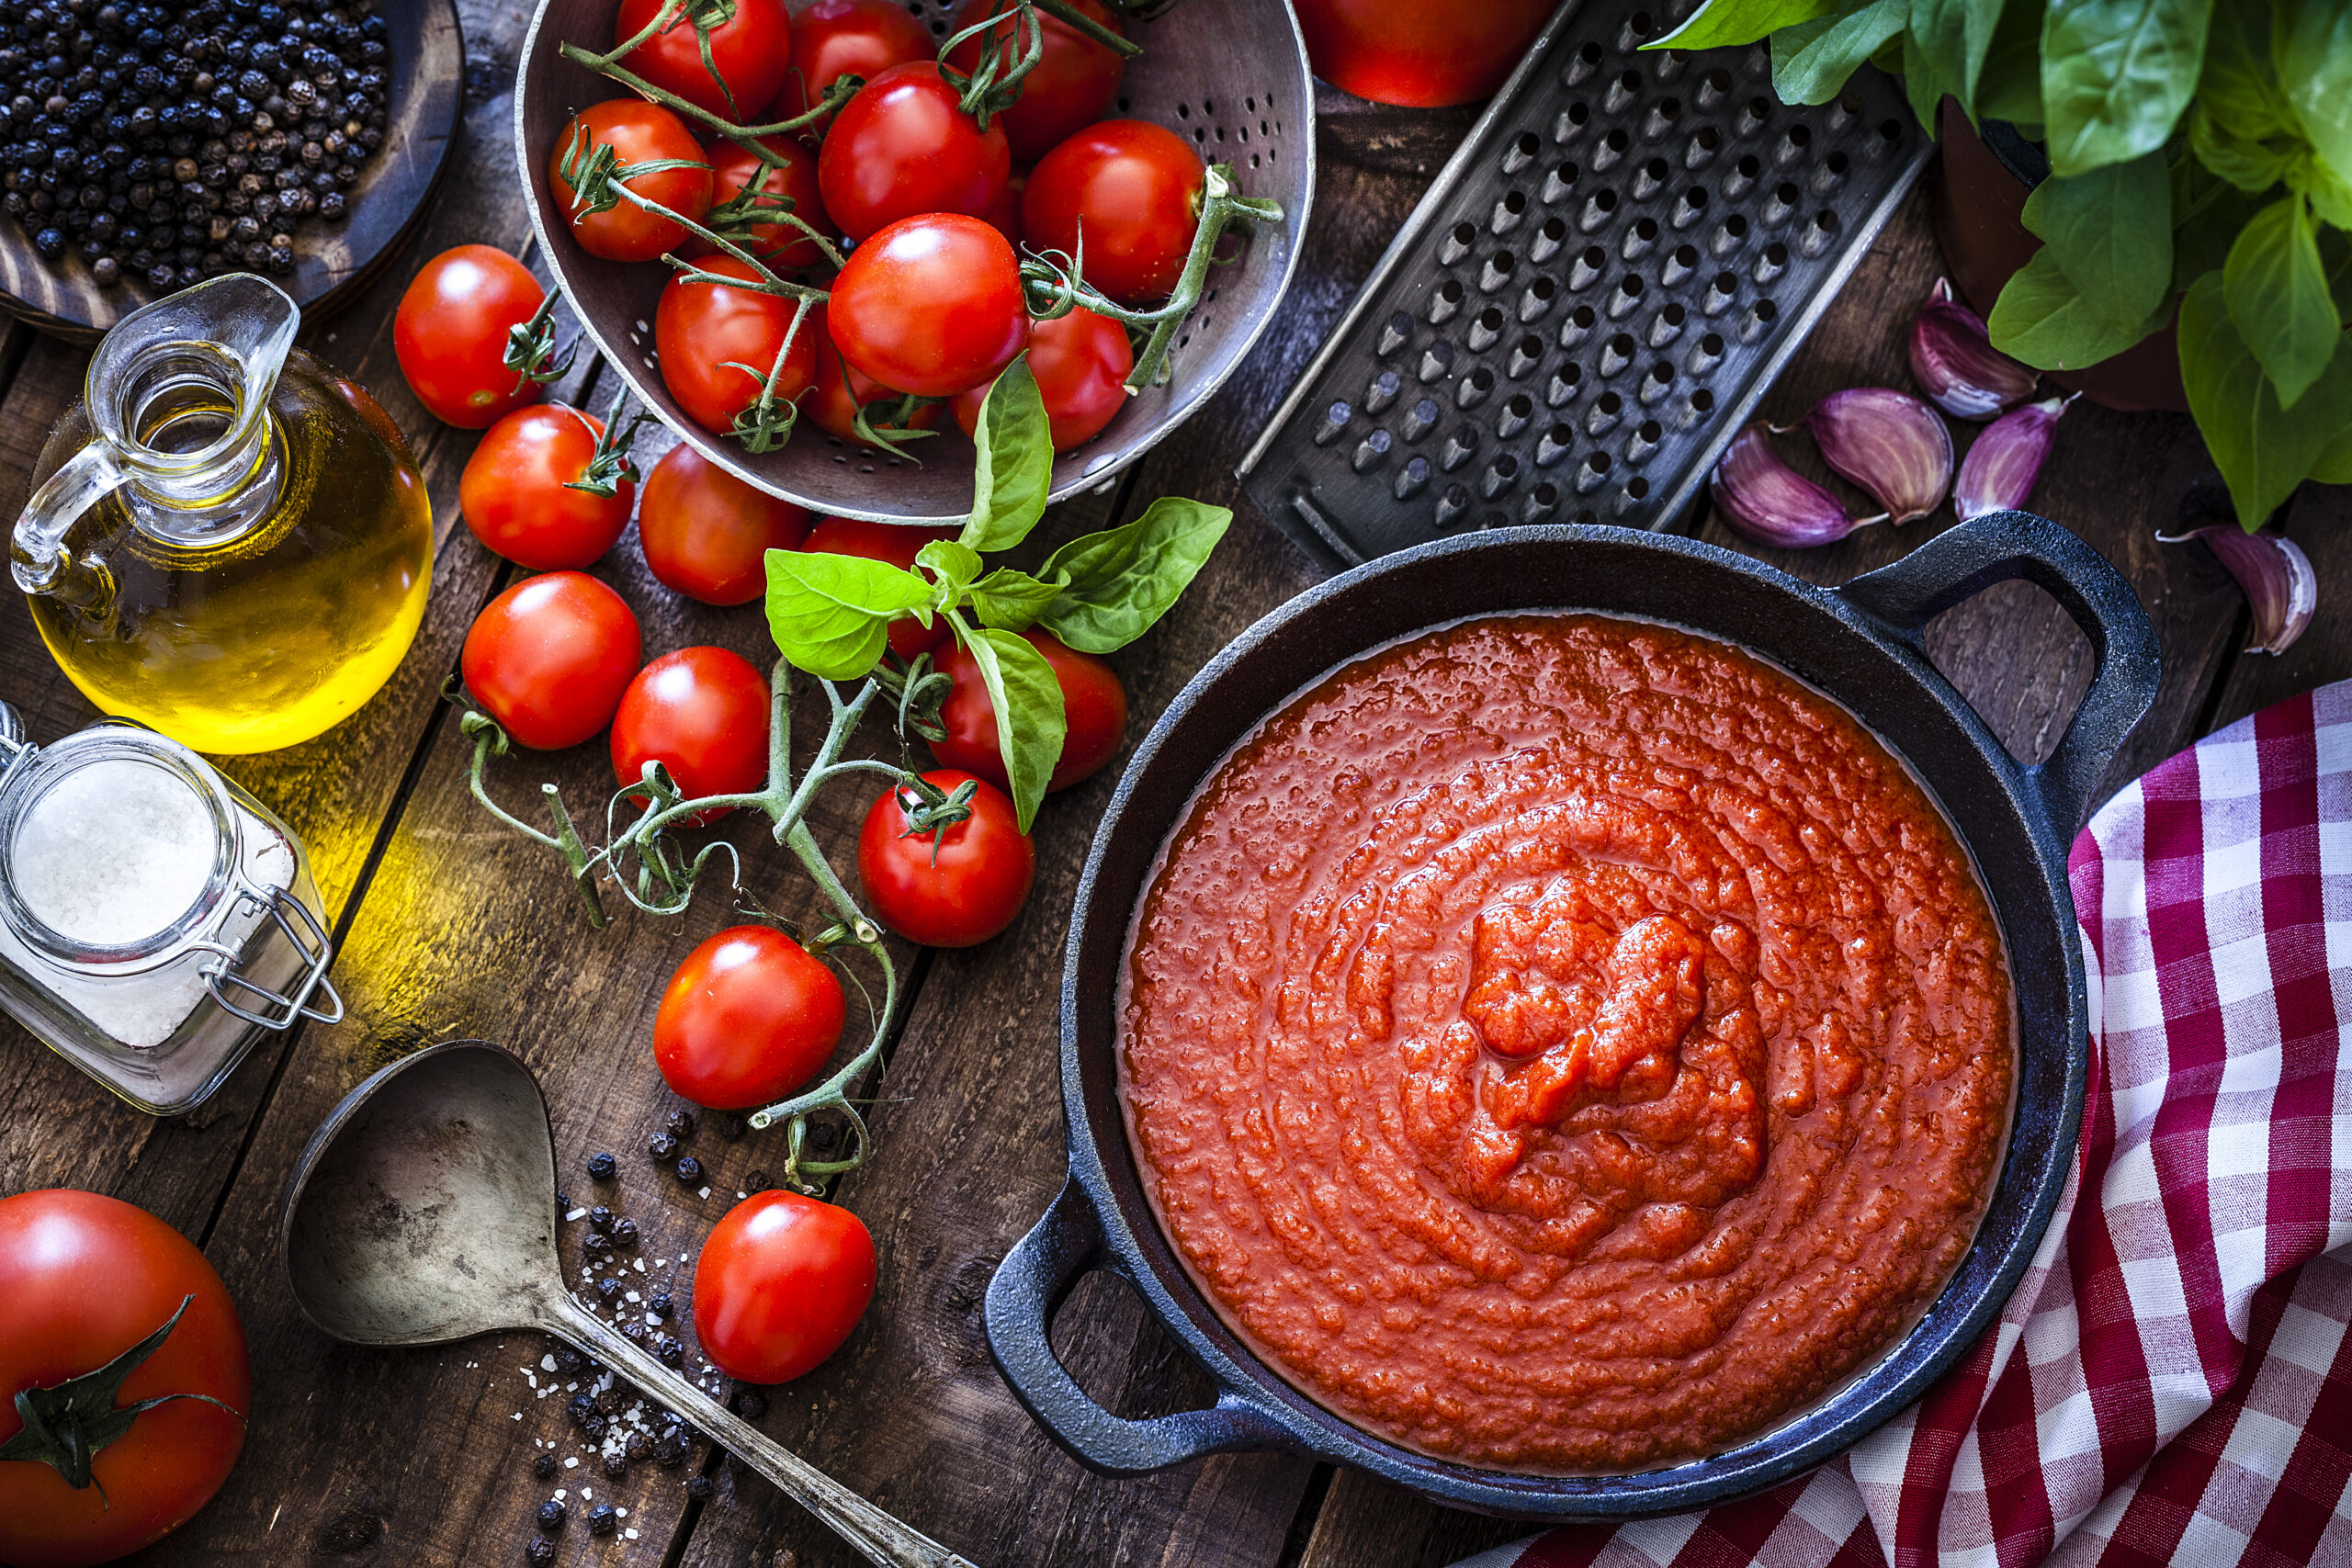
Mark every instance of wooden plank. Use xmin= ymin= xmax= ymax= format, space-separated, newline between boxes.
xmin=1297 ymin=1470 xmax=1530 ymax=1568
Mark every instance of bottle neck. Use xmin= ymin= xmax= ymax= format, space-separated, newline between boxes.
xmin=108 ymin=351 xmax=288 ymax=548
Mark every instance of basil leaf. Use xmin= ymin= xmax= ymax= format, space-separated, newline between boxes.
xmin=2310 ymin=417 xmax=2352 ymax=486
xmin=2040 ymin=0 xmax=2214 ymax=178
xmin=2020 ymin=153 xmax=2172 ymax=327
xmin=2197 ymin=4 xmax=2291 ymax=145
xmin=961 ymin=360 xmax=1054 ymax=553
xmin=2188 ymin=105 xmax=2300 ymax=194
xmin=1034 ymin=497 xmax=1232 ymax=655
xmin=1769 ymin=0 xmax=1908 ymax=105
xmin=968 ymin=567 xmax=1063 ymax=632
xmin=1649 ymin=0 xmax=1839 ymax=51
xmin=2223 ymin=195 xmax=2339 ymax=411
xmin=2298 ymin=153 xmax=2352 ymax=234
xmin=2179 ymin=268 xmax=2352 ymax=527
xmin=765 ymin=550 xmax=933 ymax=681
xmin=916 ymin=538 xmax=983 ymax=597
xmin=962 ymin=626 xmax=1066 ymax=834
xmin=1976 ymin=0 xmax=2049 ymax=126
xmin=1908 ymin=0 xmax=2005 ymax=118
xmin=1900 ymin=29 xmax=1956 ymax=137
xmin=2281 ymin=0 xmax=2352 ymax=187
xmin=1988 ymin=246 xmax=2169 ymax=368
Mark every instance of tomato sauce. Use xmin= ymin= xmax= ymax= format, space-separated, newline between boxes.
xmin=1119 ymin=615 xmax=2012 ymax=1472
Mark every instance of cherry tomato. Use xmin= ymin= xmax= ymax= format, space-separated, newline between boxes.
xmin=1294 ymin=0 xmax=1552 ymax=107
xmin=391 ymin=245 xmax=546 ymax=429
xmin=928 ymin=629 xmax=1127 ymax=793
xmin=684 ymin=135 xmax=831 ymax=271
xmin=982 ymin=165 xmax=1026 ymax=249
xmin=828 ymin=213 xmax=1028 ymax=398
xmin=458 ymin=404 xmax=634 ymax=571
xmin=816 ymin=62 xmax=1010 ymax=242
xmin=1023 ymin=119 xmax=1204 ymax=306
xmin=614 ymin=0 xmax=791 ymax=121
xmin=805 ymin=305 xmax=944 ymax=447
xmin=548 ymin=99 xmax=714 ymax=264
xmin=944 ymin=0 xmax=1125 ymax=161
xmin=656 ymin=926 xmax=847 ymax=1111
xmin=655 ymin=255 xmax=821 ymax=436
xmin=693 ymin=1191 xmax=876 ymax=1384
xmin=857 ymin=769 xmax=1035 ymax=946
xmin=0 ymin=1192 xmax=250 ymax=1568
xmin=799 ymin=517 xmax=956 ymax=662
xmin=637 ymin=442 xmax=811 ymax=605
xmin=611 ymin=646 xmax=772 ymax=821
xmin=952 ymin=306 xmax=1132 ymax=451
xmin=771 ymin=0 xmax=933 ymax=127
xmin=462 ymin=572 xmax=643 ymax=750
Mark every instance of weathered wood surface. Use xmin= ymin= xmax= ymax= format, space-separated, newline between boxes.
xmin=0 ymin=21 xmax=2337 ymax=1568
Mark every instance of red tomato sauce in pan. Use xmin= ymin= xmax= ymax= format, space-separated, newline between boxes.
xmin=1119 ymin=614 xmax=2012 ymax=1472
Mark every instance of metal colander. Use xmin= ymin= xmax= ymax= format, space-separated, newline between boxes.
xmin=515 ymin=0 xmax=1316 ymax=524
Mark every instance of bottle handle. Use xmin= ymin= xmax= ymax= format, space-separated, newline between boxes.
xmin=13 ymin=443 xmax=129 ymax=594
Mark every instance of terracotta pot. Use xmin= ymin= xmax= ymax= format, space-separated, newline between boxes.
xmin=1929 ymin=101 xmax=2189 ymax=414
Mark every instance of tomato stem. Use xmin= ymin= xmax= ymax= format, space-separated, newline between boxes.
xmin=503 ymin=288 xmax=577 ymax=389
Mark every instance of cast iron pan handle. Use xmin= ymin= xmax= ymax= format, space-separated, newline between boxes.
xmin=984 ymin=1178 xmax=1294 ymax=1476
xmin=1834 ymin=509 xmax=2161 ymax=837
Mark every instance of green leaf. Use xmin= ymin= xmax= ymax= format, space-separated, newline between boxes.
xmin=2179 ymin=267 xmax=2352 ymax=525
xmin=968 ymin=567 xmax=1063 ymax=632
xmin=2174 ymin=159 xmax=2267 ymax=278
xmin=1909 ymin=0 xmax=2006 ymax=117
xmin=764 ymin=549 xmax=933 ymax=680
xmin=961 ymin=626 xmax=1066 ymax=833
xmin=1976 ymin=0 xmax=2049 ymax=125
xmin=1034 ymin=497 xmax=1232 ymax=655
xmin=960 ymin=360 xmax=1054 ymax=553
xmin=2297 ymin=152 xmax=2352 ymax=233
xmin=916 ymin=538 xmax=982 ymax=598
xmin=2197 ymin=3 xmax=2290 ymax=144
xmin=2280 ymin=0 xmax=2352 ymax=188
xmin=2019 ymin=152 xmax=2173 ymax=326
xmin=2040 ymin=0 xmax=2215 ymax=177
xmin=2312 ymin=417 xmax=2352 ymax=485
xmin=1988 ymin=246 xmax=2169 ymax=367
xmin=1648 ymin=0 xmax=1841 ymax=51
xmin=2223 ymin=194 xmax=2339 ymax=409
xmin=1901 ymin=29 xmax=1955 ymax=135
xmin=1770 ymin=0 xmax=1909 ymax=105
xmin=2189 ymin=104 xmax=2301 ymax=193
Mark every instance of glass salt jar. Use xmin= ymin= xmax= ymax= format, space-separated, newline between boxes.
xmin=0 ymin=702 xmax=341 ymax=1113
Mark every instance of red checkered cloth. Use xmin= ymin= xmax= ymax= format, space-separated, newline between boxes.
xmin=1448 ymin=682 xmax=2352 ymax=1568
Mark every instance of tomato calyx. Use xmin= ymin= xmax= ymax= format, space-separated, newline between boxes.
xmin=937 ymin=0 xmax=1138 ymax=127
xmin=564 ymin=386 xmax=660 ymax=500
xmin=851 ymin=391 xmax=944 ymax=457
xmin=502 ymin=290 xmax=579 ymax=389
xmin=0 ymin=1295 xmax=246 ymax=1502
xmin=889 ymin=772 xmax=979 ymax=852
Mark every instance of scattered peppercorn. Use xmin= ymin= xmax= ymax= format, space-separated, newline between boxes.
xmin=554 ymin=1346 xmax=587 ymax=1375
xmin=610 ymin=1216 xmax=639 ymax=1247
xmin=587 ymin=1505 xmax=617 ymax=1538
xmin=587 ymin=1205 xmax=614 ymax=1233
xmin=655 ymin=1334 xmax=685 ymax=1367
xmin=594 ymin=1277 xmax=622 ymax=1303
xmin=626 ymin=1429 xmax=653 ymax=1461
xmin=656 ymin=1431 xmax=689 ymax=1467
xmin=648 ymin=1132 xmax=679 ymax=1162
xmin=664 ymin=1109 xmax=696 ymax=1141
xmin=582 ymin=1231 xmax=613 ymax=1258
xmin=531 ymin=1452 xmax=558 ymax=1481
xmin=581 ymin=1413 xmax=608 ymax=1442
xmin=524 ymin=1537 xmax=556 ymax=1565
xmin=718 ymin=1113 xmax=748 ymax=1140
xmin=744 ymin=1169 xmax=772 ymax=1193
xmin=808 ymin=1120 xmax=842 ymax=1155
xmin=567 ymin=1393 xmax=597 ymax=1428
xmin=586 ymin=1151 xmax=617 ymax=1181
xmin=536 ymin=1499 xmax=566 ymax=1532
xmin=685 ymin=1473 xmax=714 ymax=1501
xmin=554 ymin=1190 xmax=571 ymax=1213
xmin=731 ymin=1386 xmax=768 ymax=1420
xmin=674 ymin=1155 xmax=704 ymax=1186
xmin=647 ymin=1290 xmax=673 ymax=1319
xmin=594 ymin=1387 xmax=624 ymax=1416
xmin=621 ymin=1319 xmax=649 ymax=1343
xmin=602 ymin=1450 xmax=629 ymax=1479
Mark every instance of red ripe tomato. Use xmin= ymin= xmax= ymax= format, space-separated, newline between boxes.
xmin=1295 ymin=0 xmax=1552 ymax=107
xmin=638 ymin=442 xmax=811 ymax=605
xmin=655 ymin=926 xmax=847 ymax=1110
xmin=392 ymin=245 xmax=545 ymax=429
xmin=928 ymin=629 xmax=1127 ymax=792
xmin=611 ymin=646 xmax=772 ymax=820
xmin=828 ymin=214 xmax=1028 ymax=398
xmin=799 ymin=517 xmax=956 ymax=661
xmin=693 ymin=1191 xmax=876 ymax=1384
xmin=549 ymin=99 xmax=714 ymax=263
xmin=857 ymin=769 xmax=1035 ymax=946
xmin=806 ymin=306 xmax=944 ymax=446
xmin=771 ymin=0 xmax=933 ymax=126
xmin=816 ymin=62 xmax=1010 ymax=242
xmin=462 ymin=572 xmax=643 ymax=750
xmin=1023 ymin=119 xmax=1204 ymax=306
xmin=953 ymin=306 xmax=1132 ymax=451
xmin=655 ymin=255 xmax=821 ymax=436
xmin=684 ymin=135 xmax=831 ymax=270
xmin=459 ymin=403 xmax=635 ymax=571
xmin=614 ymin=0 xmax=791 ymax=120
xmin=0 ymin=1190 xmax=251 ymax=1568
xmin=944 ymin=0 xmax=1125 ymax=161
xmin=983 ymin=165 xmax=1025 ymax=249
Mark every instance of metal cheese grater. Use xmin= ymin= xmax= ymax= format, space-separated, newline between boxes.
xmin=1237 ymin=0 xmax=1932 ymax=568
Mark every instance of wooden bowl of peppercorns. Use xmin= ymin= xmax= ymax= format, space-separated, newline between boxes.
xmin=0 ymin=0 xmax=464 ymax=342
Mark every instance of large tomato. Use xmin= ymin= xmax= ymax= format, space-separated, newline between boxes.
xmin=928 ymin=629 xmax=1127 ymax=792
xmin=1294 ymin=0 xmax=1553 ymax=107
xmin=391 ymin=245 xmax=546 ymax=429
xmin=458 ymin=403 xmax=635 ymax=570
xmin=798 ymin=517 xmax=956 ymax=661
xmin=637 ymin=442 xmax=811 ymax=606
xmin=805 ymin=305 xmax=943 ymax=447
xmin=693 ymin=1191 xmax=876 ymax=1384
xmin=827 ymin=213 xmax=1029 ymax=398
xmin=944 ymin=0 xmax=1125 ymax=160
xmin=1022 ymin=119 xmax=1204 ymax=306
xmin=611 ymin=646 xmax=772 ymax=819
xmin=952 ymin=306 xmax=1132 ymax=451
xmin=655 ymin=255 xmax=821 ymax=436
xmin=614 ymin=0 xmax=792 ymax=120
xmin=771 ymin=0 xmax=933 ymax=126
xmin=857 ymin=769 xmax=1035 ymax=947
xmin=0 ymin=1191 xmax=251 ymax=1568
xmin=548 ymin=99 xmax=714 ymax=264
xmin=684 ymin=135 xmax=831 ymax=271
xmin=462 ymin=572 xmax=644 ymax=750
xmin=655 ymin=926 xmax=847 ymax=1110
xmin=815 ymin=62 xmax=1010 ymax=242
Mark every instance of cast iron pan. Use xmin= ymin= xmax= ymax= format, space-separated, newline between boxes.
xmin=983 ymin=513 xmax=2158 ymax=1520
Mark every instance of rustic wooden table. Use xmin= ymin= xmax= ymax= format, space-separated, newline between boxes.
xmin=2 ymin=7 xmax=2346 ymax=1566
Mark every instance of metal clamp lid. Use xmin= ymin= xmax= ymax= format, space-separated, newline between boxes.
xmin=193 ymin=881 xmax=343 ymax=1032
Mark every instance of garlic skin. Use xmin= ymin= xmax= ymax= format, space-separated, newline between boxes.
xmin=1911 ymin=277 xmax=2040 ymax=421
xmin=1711 ymin=422 xmax=1883 ymax=548
xmin=2158 ymin=525 xmax=2317 ymax=656
xmin=1796 ymin=388 xmax=1952 ymax=525
xmin=1954 ymin=395 xmax=2074 ymax=524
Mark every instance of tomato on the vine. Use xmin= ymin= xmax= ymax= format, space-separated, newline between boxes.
xmin=462 ymin=572 xmax=643 ymax=751
xmin=1023 ymin=119 xmax=1204 ymax=306
xmin=816 ymin=61 xmax=1010 ymax=242
xmin=805 ymin=306 xmax=942 ymax=447
xmin=928 ymin=629 xmax=1127 ymax=793
xmin=953 ymin=306 xmax=1131 ymax=451
xmin=857 ymin=769 xmax=1035 ymax=947
xmin=982 ymin=166 xmax=1025 ymax=249
xmin=694 ymin=1191 xmax=876 ymax=1384
xmin=655 ymin=255 xmax=820 ymax=436
xmin=611 ymin=646 xmax=772 ymax=820
xmin=771 ymin=0 xmax=933 ymax=127
xmin=548 ymin=99 xmax=715 ymax=264
xmin=1293 ymin=0 xmax=1552 ymax=108
xmin=798 ymin=517 xmax=956 ymax=661
xmin=392 ymin=245 xmax=547 ymax=429
xmin=944 ymin=0 xmax=1125 ymax=161
xmin=684 ymin=135 xmax=831 ymax=271
xmin=656 ymin=925 xmax=847 ymax=1111
xmin=827 ymin=213 xmax=1028 ymax=398
xmin=0 ymin=1190 xmax=251 ymax=1568
xmin=458 ymin=404 xmax=635 ymax=571
xmin=613 ymin=0 xmax=792 ymax=121
xmin=638 ymin=442 xmax=811 ymax=605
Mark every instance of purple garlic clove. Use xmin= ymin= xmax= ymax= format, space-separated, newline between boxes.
xmin=1711 ymin=421 xmax=1883 ymax=548
xmin=1794 ymin=387 xmax=1953 ymax=525
xmin=2158 ymin=525 xmax=2316 ymax=656
xmin=1910 ymin=276 xmax=2040 ymax=420
xmin=1954 ymin=394 xmax=2075 ymax=523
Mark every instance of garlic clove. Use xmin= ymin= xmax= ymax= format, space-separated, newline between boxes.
xmin=1797 ymin=387 xmax=1953 ymax=525
xmin=1953 ymin=394 xmax=2074 ymax=523
xmin=1710 ymin=421 xmax=1883 ymax=548
xmin=2158 ymin=525 xmax=2317 ymax=656
xmin=1910 ymin=276 xmax=2040 ymax=421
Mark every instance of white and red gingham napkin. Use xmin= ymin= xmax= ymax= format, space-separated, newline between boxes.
xmin=1449 ymin=681 xmax=2352 ymax=1568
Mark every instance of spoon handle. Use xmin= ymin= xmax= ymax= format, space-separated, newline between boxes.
xmin=551 ymin=1296 xmax=980 ymax=1568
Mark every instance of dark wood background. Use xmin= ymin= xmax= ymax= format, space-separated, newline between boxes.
xmin=0 ymin=4 xmax=2344 ymax=1565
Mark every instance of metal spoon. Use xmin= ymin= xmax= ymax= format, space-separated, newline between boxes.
xmin=280 ymin=1039 xmax=976 ymax=1568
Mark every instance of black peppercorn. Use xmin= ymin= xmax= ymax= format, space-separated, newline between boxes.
xmin=594 ymin=1387 xmax=624 ymax=1416
xmin=718 ymin=1113 xmax=748 ymax=1140
xmin=587 ymin=1152 xmax=616 ymax=1181
xmin=586 ymin=1505 xmax=616 ymax=1538
xmin=674 ymin=1156 xmax=704 ymax=1186
xmin=744 ymin=1169 xmax=772 ymax=1193
xmin=647 ymin=1291 xmax=673 ymax=1319
xmin=580 ymin=1412 xmax=607 ymax=1442
xmin=601 ymin=1450 xmax=628 ymax=1479
xmin=664 ymin=1109 xmax=696 ymax=1141
xmin=654 ymin=1334 xmax=685 ymax=1368
xmin=554 ymin=1345 xmax=587 ymax=1375
xmin=626 ymin=1429 xmax=652 ymax=1461
xmin=587 ymin=1205 xmax=614 ymax=1234
xmin=685 ymin=1474 xmax=714 ymax=1501
xmin=620 ymin=1320 xmax=649 ymax=1344
xmin=531 ymin=1451 xmax=558 ymax=1481
xmin=656 ymin=1431 xmax=689 ymax=1467
xmin=731 ymin=1386 xmax=767 ymax=1420
xmin=594 ymin=1277 xmax=622 ymax=1303
xmin=524 ymin=1537 xmax=556 ymax=1566
xmin=609 ymin=1217 xmax=638 ymax=1247
xmin=536 ymin=1499 xmax=566 ymax=1532
xmin=648 ymin=1132 xmax=679 ymax=1162
xmin=567 ymin=1393 xmax=597 ymax=1428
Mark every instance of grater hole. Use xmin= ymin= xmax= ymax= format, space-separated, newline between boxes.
xmin=1880 ymin=118 xmax=1903 ymax=142
xmin=1787 ymin=124 xmax=1810 ymax=152
xmin=1753 ymin=299 xmax=1778 ymax=324
xmin=1604 ymin=128 xmax=1630 ymax=157
xmin=1736 ymin=153 xmax=1761 ymax=179
xmin=1692 ymin=125 xmax=1720 ymax=153
xmin=1691 ymin=389 xmax=1715 ymax=413
xmin=1838 ymin=90 xmax=1863 ymax=116
xmin=1586 ymin=451 xmax=1611 ymax=473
